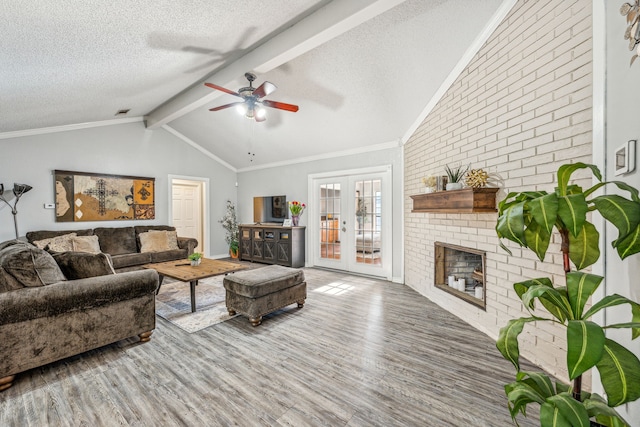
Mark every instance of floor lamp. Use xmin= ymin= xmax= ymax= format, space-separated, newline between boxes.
xmin=0 ymin=183 xmax=33 ymax=239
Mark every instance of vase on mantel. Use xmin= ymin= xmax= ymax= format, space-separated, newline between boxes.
xmin=291 ymin=215 xmax=300 ymax=226
xmin=446 ymin=182 xmax=464 ymax=191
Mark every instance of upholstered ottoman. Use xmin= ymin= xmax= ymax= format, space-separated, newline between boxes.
xmin=223 ymin=265 xmax=306 ymax=326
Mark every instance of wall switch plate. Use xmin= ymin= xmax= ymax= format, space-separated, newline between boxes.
xmin=615 ymin=140 xmax=636 ymax=176
xmin=44 ymin=203 xmax=55 ymax=209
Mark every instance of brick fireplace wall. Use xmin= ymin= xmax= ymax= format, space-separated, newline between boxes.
xmin=404 ymin=0 xmax=592 ymax=384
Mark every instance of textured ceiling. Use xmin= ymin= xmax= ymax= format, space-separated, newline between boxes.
xmin=1 ymin=0 xmax=505 ymax=170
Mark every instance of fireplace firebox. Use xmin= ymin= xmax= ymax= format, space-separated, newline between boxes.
xmin=434 ymin=242 xmax=486 ymax=309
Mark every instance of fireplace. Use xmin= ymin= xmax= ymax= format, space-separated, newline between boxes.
xmin=434 ymin=242 xmax=486 ymax=309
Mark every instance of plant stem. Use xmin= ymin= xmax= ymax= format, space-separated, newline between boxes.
xmin=560 ymin=228 xmax=571 ymax=274
xmin=573 ymin=375 xmax=582 ymax=401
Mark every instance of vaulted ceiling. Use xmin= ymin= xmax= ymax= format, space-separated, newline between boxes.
xmin=2 ymin=0 xmax=505 ymax=170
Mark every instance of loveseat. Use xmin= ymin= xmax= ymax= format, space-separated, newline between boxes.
xmin=0 ymin=240 xmax=159 ymax=391
xmin=26 ymin=225 xmax=198 ymax=271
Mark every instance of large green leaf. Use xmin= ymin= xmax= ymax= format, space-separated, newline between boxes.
xmin=616 ymin=224 xmax=640 ymax=260
xmin=596 ymin=338 xmax=640 ymax=406
xmin=568 ymin=222 xmax=600 ymax=270
xmin=524 ymin=220 xmax=551 ymax=262
xmin=497 ymin=318 xmax=536 ymax=371
xmin=522 ymin=285 xmax=573 ymax=320
xmin=513 ymin=278 xmax=568 ymax=322
xmin=546 ymin=392 xmax=591 ymax=427
xmin=583 ymin=294 xmax=636 ymax=321
xmin=519 ymin=371 xmax=555 ymax=399
xmin=540 ymin=402 xmax=572 ymax=427
xmin=583 ymin=394 xmax=630 ymax=427
xmin=505 ymin=380 xmax=545 ymax=420
xmin=496 ymin=201 xmax=526 ymax=246
xmin=566 ymin=272 xmax=603 ymax=319
xmin=557 ymin=163 xmax=602 ymax=196
xmin=609 ymin=180 xmax=640 ymax=203
xmin=557 ymin=194 xmax=588 ymax=237
xmin=529 ymin=193 xmax=559 ymax=233
xmin=498 ymin=191 xmax=523 ymax=213
xmin=592 ymin=195 xmax=640 ymax=246
xmin=567 ymin=320 xmax=605 ymax=379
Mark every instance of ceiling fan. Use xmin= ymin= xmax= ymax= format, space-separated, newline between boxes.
xmin=204 ymin=72 xmax=299 ymax=122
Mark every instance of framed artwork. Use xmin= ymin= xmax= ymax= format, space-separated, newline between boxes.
xmin=54 ymin=170 xmax=155 ymax=222
xmin=282 ymin=219 xmax=293 ymax=227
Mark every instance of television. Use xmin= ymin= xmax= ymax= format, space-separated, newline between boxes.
xmin=253 ymin=195 xmax=288 ymax=224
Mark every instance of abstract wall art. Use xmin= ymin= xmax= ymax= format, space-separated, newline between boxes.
xmin=54 ymin=170 xmax=155 ymax=222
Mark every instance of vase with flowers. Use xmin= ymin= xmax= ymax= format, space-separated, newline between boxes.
xmin=288 ymin=200 xmax=306 ymax=226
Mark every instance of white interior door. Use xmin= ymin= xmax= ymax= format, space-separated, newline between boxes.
xmin=311 ymin=167 xmax=391 ymax=279
xmin=171 ymin=179 xmax=204 ymax=253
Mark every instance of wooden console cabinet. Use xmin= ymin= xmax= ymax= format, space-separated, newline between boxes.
xmin=239 ymin=224 xmax=305 ymax=268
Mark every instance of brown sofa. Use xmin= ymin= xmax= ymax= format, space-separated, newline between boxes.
xmin=0 ymin=240 xmax=159 ymax=391
xmin=26 ymin=225 xmax=198 ymax=271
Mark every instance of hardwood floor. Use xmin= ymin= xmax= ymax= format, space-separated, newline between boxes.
xmin=0 ymin=267 xmax=541 ymax=426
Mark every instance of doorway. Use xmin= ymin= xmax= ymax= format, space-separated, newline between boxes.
xmin=169 ymin=176 xmax=208 ymax=256
xmin=309 ymin=166 xmax=392 ymax=279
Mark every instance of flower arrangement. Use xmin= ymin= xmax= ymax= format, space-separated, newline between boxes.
xmin=218 ymin=200 xmax=239 ymax=247
xmin=288 ymin=201 xmax=306 ymax=216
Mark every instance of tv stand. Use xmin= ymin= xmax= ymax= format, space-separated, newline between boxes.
xmin=239 ymin=224 xmax=305 ymax=268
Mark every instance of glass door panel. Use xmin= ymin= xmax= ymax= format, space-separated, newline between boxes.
xmin=355 ymin=179 xmax=382 ymax=266
xmin=317 ymin=182 xmax=345 ymax=270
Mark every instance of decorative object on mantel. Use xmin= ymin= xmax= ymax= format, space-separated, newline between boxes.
xmin=421 ymin=175 xmax=437 ymax=193
xmin=621 ymin=0 xmax=640 ymax=65
xmin=54 ymin=170 xmax=155 ymax=222
xmin=464 ymin=168 xmax=489 ymax=188
xmin=444 ymin=164 xmax=469 ymax=190
xmin=219 ymin=200 xmax=239 ymax=257
xmin=495 ymin=162 xmax=640 ymax=427
xmin=411 ymin=187 xmax=498 ymax=213
xmin=0 ymin=183 xmax=33 ymax=239
xmin=288 ymin=200 xmax=306 ymax=226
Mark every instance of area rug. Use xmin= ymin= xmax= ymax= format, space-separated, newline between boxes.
xmin=155 ymin=275 xmax=236 ymax=333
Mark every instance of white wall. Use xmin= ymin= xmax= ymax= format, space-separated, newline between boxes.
xmin=237 ymin=146 xmax=404 ymax=280
xmin=603 ymin=1 xmax=640 ymax=423
xmin=0 ymin=121 xmax=237 ymax=257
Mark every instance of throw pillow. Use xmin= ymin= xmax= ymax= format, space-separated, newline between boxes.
xmin=71 ymin=235 xmax=101 ymax=254
xmin=53 ymin=252 xmax=116 ymax=279
xmin=166 ymin=230 xmax=180 ymax=250
xmin=139 ymin=230 xmax=170 ymax=253
xmin=0 ymin=242 xmax=66 ymax=289
xmin=32 ymin=232 xmax=77 ymax=252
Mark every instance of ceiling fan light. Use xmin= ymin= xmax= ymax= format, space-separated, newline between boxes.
xmin=236 ymin=104 xmax=247 ymax=115
xmin=255 ymin=107 xmax=266 ymax=119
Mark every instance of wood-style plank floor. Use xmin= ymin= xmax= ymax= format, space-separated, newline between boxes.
xmin=0 ymin=267 xmax=541 ymax=426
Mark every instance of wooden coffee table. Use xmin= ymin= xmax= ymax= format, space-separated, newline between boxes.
xmin=144 ymin=258 xmax=246 ymax=313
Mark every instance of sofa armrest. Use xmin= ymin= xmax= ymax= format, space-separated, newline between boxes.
xmin=0 ymin=270 xmax=159 ymax=325
xmin=52 ymin=251 xmax=116 ymax=279
xmin=177 ymin=237 xmax=198 ymax=255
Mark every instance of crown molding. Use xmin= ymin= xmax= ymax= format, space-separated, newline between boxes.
xmin=0 ymin=117 xmax=144 ymax=140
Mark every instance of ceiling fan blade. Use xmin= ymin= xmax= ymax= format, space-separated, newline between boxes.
xmin=252 ymin=81 xmax=277 ymax=99
xmin=262 ymin=99 xmax=299 ymax=112
xmin=204 ymin=82 xmax=242 ymax=98
xmin=209 ymin=102 xmax=244 ymax=111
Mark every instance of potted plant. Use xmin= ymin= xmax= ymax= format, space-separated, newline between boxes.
xmin=444 ymin=164 xmax=469 ymax=190
xmin=229 ymin=240 xmax=239 ymax=259
xmin=219 ymin=200 xmax=239 ymax=258
xmin=495 ymin=162 xmax=640 ymax=426
xmin=422 ymin=175 xmax=437 ymax=193
xmin=188 ymin=252 xmax=202 ymax=266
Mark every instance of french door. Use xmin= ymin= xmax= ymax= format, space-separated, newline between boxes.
xmin=311 ymin=167 xmax=391 ymax=279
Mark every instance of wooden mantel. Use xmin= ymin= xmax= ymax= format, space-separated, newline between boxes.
xmin=411 ymin=187 xmax=499 ymax=213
